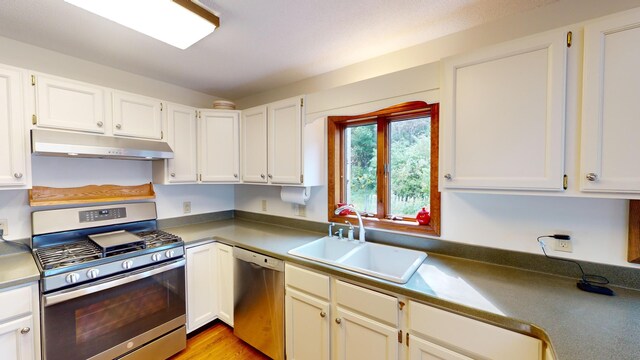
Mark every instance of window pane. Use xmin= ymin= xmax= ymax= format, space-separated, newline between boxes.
xmin=389 ymin=117 xmax=430 ymax=217
xmin=345 ymin=124 xmax=377 ymax=214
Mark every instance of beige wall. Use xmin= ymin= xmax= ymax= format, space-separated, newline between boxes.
xmin=234 ymin=0 xmax=640 ymax=109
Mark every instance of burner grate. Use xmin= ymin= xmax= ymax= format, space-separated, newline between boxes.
xmin=136 ymin=230 xmax=182 ymax=249
xmin=34 ymin=240 xmax=103 ymax=270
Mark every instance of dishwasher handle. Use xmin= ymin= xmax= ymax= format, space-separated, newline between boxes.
xmin=233 ymin=247 xmax=284 ymax=272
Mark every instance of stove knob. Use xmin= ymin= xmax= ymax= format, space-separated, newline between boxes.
xmin=165 ymin=250 xmax=175 ymax=258
xmin=122 ymin=260 xmax=133 ymax=270
xmin=65 ymin=273 xmax=80 ymax=284
xmin=86 ymin=269 xmax=100 ymax=279
xmin=152 ymin=253 xmax=162 ymax=262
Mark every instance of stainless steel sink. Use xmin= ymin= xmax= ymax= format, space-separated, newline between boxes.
xmin=288 ymin=236 xmax=427 ymax=284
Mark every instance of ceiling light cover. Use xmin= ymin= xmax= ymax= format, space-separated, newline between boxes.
xmin=65 ymin=0 xmax=217 ymax=49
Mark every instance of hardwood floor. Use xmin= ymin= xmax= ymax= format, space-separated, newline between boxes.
xmin=170 ymin=321 xmax=270 ymax=360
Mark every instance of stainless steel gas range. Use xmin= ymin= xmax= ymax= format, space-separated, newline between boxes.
xmin=31 ymin=202 xmax=186 ymax=360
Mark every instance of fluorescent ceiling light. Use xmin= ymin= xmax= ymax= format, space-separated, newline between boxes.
xmin=65 ymin=0 xmax=218 ymax=49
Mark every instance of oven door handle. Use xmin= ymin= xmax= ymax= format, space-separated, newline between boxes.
xmin=44 ymin=258 xmax=185 ymax=307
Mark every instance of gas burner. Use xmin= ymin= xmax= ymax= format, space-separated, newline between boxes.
xmin=136 ymin=230 xmax=182 ymax=249
xmin=34 ymin=240 xmax=103 ymax=270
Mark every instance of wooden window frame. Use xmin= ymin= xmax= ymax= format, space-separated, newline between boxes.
xmin=328 ymin=101 xmax=440 ymax=236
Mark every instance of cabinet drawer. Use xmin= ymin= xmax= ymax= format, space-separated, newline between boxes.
xmin=335 ymin=280 xmax=397 ymax=327
xmin=285 ymin=264 xmax=330 ymax=300
xmin=0 ymin=284 xmax=33 ymax=323
xmin=409 ymin=300 xmax=542 ymax=360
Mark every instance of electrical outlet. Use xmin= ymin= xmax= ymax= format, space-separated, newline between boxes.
xmin=261 ymin=199 xmax=267 ymax=212
xmin=183 ymin=201 xmax=191 ymax=214
xmin=0 ymin=219 xmax=7 ymax=236
xmin=555 ymin=238 xmax=573 ymax=252
xmin=295 ymin=204 xmax=306 ymax=217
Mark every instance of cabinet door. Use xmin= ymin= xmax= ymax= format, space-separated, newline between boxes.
xmin=0 ymin=66 xmax=27 ymax=187
xmin=441 ymin=30 xmax=567 ymax=191
xmin=216 ymin=243 xmax=234 ymax=326
xmin=268 ymin=96 xmax=303 ymax=184
xmin=409 ymin=335 xmax=472 ymax=360
xmin=34 ymin=74 xmax=106 ymax=133
xmin=199 ymin=110 xmax=240 ymax=182
xmin=112 ymin=91 xmax=162 ymax=139
xmin=581 ymin=8 xmax=640 ymax=193
xmin=285 ymin=287 xmax=330 ymax=360
xmin=166 ymin=103 xmax=197 ymax=183
xmin=186 ymin=243 xmax=218 ymax=333
xmin=241 ymin=105 xmax=268 ymax=183
xmin=0 ymin=316 xmax=35 ymax=360
xmin=334 ymin=306 xmax=398 ymax=360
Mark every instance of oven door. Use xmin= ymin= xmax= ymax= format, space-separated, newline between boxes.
xmin=42 ymin=259 xmax=186 ymax=360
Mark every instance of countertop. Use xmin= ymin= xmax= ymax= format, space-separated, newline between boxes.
xmin=0 ymin=242 xmax=40 ymax=289
xmin=165 ymin=218 xmax=640 ymax=360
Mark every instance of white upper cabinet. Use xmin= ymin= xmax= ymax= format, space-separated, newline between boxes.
xmin=581 ymin=8 xmax=640 ymax=194
xmin=241 ymin=105 xmax=268 ymax=183
xmin=268 ymin=96 xmax=303 ymax=184
xmin=199 ymin=110 xmax=241 ymax=183
xmin=441 ymin=29 xmax=568 ymax=191
xmin=162 ymin=103 xmax=198 ymax=183
xmin=33 ymin=73 xmax=107 ymax=134
xmin=112 ymin=91 xmax=163 ymax=140
xmin=241 ymin=96 xmax=322 ymax=186
xmin=0 ymin=65 xmax=28 ymax=188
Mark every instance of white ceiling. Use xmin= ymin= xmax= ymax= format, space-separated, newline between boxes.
xmin=0 ymin=0 xmax=557 ymax=100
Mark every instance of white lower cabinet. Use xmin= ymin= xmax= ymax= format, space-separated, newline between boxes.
xmin=285 ymin=264 xmax=545 ymax=360
xmin=334 ymin=306 xmax=398 ymax=360
xmin=216 ymin=243 xmax=234 ymax=326
xmin=284 ymin=264 xmax=400 ymax=360
xmin=186 ymin=242 xmax=219 ymax=333
xmin=0 ymin=283 xmax=39 ymax=360
xmin=285 ymin=287 xmax=330 ymax=360
xmin=186 ymin=241 xmax=235 ymax=333
xmin=409 ymin=336 xmax=472 ymax=360
xmin=0 ymin=316 xmax=35 ymax=360
xmin=408 ymin=300 xmax=542 ymax=360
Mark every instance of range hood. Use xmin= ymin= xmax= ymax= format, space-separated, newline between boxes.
xmin=31 ymin=129 xmax=174 ymax=160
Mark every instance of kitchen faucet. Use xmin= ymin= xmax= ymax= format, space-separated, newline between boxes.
xmin=334 ymin=205 xmax=366 ymax=243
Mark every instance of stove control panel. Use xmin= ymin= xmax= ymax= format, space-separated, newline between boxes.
xmin=79 ymin=207 xmax=127 ymax=223
xmin=42 ymin=246 xmax=185 ymax=293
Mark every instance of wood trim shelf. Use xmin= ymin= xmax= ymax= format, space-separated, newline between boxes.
xmin=29 ymin=183 xmax=156 ymax=207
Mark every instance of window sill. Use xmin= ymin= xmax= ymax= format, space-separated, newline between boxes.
xmin=328 ymin=214 xmax=440 ymax=237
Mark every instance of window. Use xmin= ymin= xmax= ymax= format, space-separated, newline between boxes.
xmin=328 ymin=101 xmax=440 ymax=236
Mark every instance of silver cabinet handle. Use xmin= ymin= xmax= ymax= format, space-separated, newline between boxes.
xmin=115 ymin=124 xmax=122 ymax=129
xmin=170 ymin=173 xmax=176 ymax=177
xmin=96 ymin=121 xmax=103 ymax=127
xmin=335 ymin=318 xmax=341 ymax=324
xmin=234 ymin=173 xmax=238 ymax=178
xmin=21 ymin=327 xmax=30 ymax=334
xmin=444 ymin=173 xmax=452 ymax=180
xmin=260 ymin=174 xmax=266 ymax=179
xmin=320 ymin=311 xmax=326 ymax=318
xmin=586 ymin=173 xmax=598 ymax=182
xmin=268 ymin=174 xmax=273 ymax=179
xmin=14 ymin=172 xmax=23 ymax=179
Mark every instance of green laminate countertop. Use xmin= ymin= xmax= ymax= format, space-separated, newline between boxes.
xmin=0 ymin=244 xmax=40 ymax=289
xmin=163 ymin=218 xmax=640 ymax=360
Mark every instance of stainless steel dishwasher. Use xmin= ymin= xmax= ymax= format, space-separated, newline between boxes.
xmin=233 ymin=247 xmax=285 ymax=360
